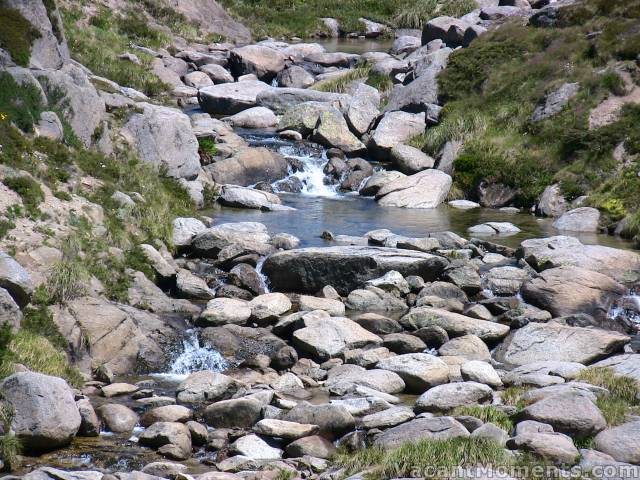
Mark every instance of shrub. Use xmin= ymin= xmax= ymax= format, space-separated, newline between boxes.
xmin=0 ymin=8 xmax=41 ymax=66
xmin=602 ymin=71 xmax=626 ymax=95
xmin=2 ymin=176 xmax=44 ymax=217
xmin=0 ymin=71 xmax=45 ymax=133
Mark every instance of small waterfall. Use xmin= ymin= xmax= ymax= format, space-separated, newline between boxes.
xmin=608 ymin=291 xmax=640 ymax=332
xmin=163 ymin=329 xmax=228 ymax=377
xmin=255 ymin=256 xmax=271 ymax=294
xmin=275 ymin=144 xmax=340 ymax=197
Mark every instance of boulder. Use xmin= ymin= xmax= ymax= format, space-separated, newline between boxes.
xmin=391 ymin=36 xmax=422 ymax=55
xmin=293 ymin=316 xmax=382 ymax=361
xmin=359 ymin=171 xmax=406 ymax=196
xmin=206 ymin=147 xmax=289 ymax=186
xmin=305 ymin=52 xmax=360 ymax=67
xmin=282 ymin=403 xmax=355 ymax=438
xmin=198 ymin=81 xmax=273 ymax=115
xmin=204 ymin=398 xmax=263 ymax=428
xmin=249 ymin=293 xmax=292 ymax=322
xmin=592 ymin=354 xmax=640 ymax=382
xmin=219 ymin=185 xmax=286 ymax=211
xmin=298 ymin=295 xmax=345 ymax=316
xmin=383 ymin=333 xmax=427 ymax=354
xmin=172 ymin=217 xmax=207 ymax=248
xmin=360 ymin=406 xmax=416 ymax=429
xmin=416 ymin=382 xmax=494 ymax=412
xmin=345 ymin=83 xmax=380 ymax=137
xmin=253 ymin=419 xmax=319 ymax=440
xmin=176 ymin=269 xmax=214 ymax=300
xmin=375 ymin=169 xmax=452 ymax=209
xmin=0 ymin=251 xmax=34 ymax=307
xmin=485 ymin=266 xmax=529 ymax=296
xmin=262 ymin=246 xmax=449 ymax=295
xmin=223 ymin=107 xmax=278 ymax=129
xmin=279 ymin=101 xmax=335 ymax=135
xmin=422 ymin=16 xmax=471 ymax=45
xmin=507 ymin=432 xmax=579 ymax=465
xmin=438 ymin=334 xmax=491 ymax=361
xmin=0 ymin=286 xmax=21 ymax=332
xmin=121 ymin=103 xmax=199 ymax=179
xmin=552 ymin=207 xmax=601 ymax=232
xmin=184 ymin=71 xmax=214 ymax=89
xmin=257 ymin=87 xmax=349 ymax=114
xmin=521 ymin=392 xmax=606 ymax=438
xmin=531 ymin=82 xmax=580 ymax=122
xmin=594 ymin=421 xmax=640 ymax=464
xmin=198 ymin=298 xmax=251 ymax=327
xmin=494 ymin=321 xmax=629 ymax=366
xmin=461 ymin=360 xmax=503 ymax=387
xmin=521 ymin=266 xmax=626 ymax=320
xmin=176 ymin=371 xmax=238 ymax=403
xmin=401 ymin=307 xmax=510 ymax=342
xmin=231 ymin=434 xmax=282 ymax=460
xmin=518 ymin=236 xmax=640 ymax=282
xmin=229 ymin=45 xmax=286 ymax=81
xmin=141 ymin=405 xmax=193 ymax=427
xmin=312 ymin=108 xmax=366 ymax=155
xmin=139 ymin=422 xmax=192 ymax=460
xmin=324 ymin=364 xmax=405 ymax=394
xmin=200 ymin=63 xmax=234 ymax=84
xmin=354 ymin=313 xmax=403 ymax=335
xmin=345 ymin=286 xmax=408 ymax=311
xmin=96 ymin=404 xmax=138 ymax=433
xmin=277 ymin=66 xmax=315 ymax=89
xmin=369 ymin=111 xmax=426 ymax=160
xmin=390 ymin=145 xmax=435 ymax=174
xmin=285 ymin=435 xmax=336 ymax=459
xmin=537 ymin=184 xmax=567 ymax=217
xmin=374 ymin=417 xmax=469 ymax=448
xmin=1 ymin=372 xmax=81 ymax=452
xmin=377 ymin=353 xmax=449 ymax=393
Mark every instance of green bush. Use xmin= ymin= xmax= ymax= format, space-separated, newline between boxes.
xmin=0 ymin=8 xmax=41 ymax=66
xmin=0 ymin=72 xmax=45 ymax=133
xmin=2 ymin=176 xmax=44 ymax=217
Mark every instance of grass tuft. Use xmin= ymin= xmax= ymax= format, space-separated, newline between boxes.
xmin=312 ymin=65 xmax=372 ymax=93
xmin=453 ymin=405 xmax=514 ymax=432
xmin=0 ymin=8 xmax=41 ymax=67
xmin=0 ymin=434 xmax=22 ymax=471
xmin=2 ymin=176 xmax=44 ymax=218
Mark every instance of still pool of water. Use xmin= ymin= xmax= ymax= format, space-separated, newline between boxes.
xmin=208 ymin=194 xmax=635 ymax=250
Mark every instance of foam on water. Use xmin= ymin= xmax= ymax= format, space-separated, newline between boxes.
xmin=156 ymin=329 xmax=228 ymax=380
xmin=274 ymin=144 xmax=340 ymax=198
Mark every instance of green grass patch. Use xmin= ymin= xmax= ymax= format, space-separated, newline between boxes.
xmin=2 ymin=176 xmax=44 ymax=217
xmin=500 ymin=386 xmax=532 ymax=410
xmin=333 ymin=437 xmax=514 ymax=479
xmin=62 ymin=7 xmax=169 ymax=96
xmin=576 ymin=367 xmax=640 ymax=426
xmin=453 ymin=405 xmax=514 ymax=432
xmin=0 ymin=71 xmax=45 ymax=133
xmin=0 ymin=7 xmax=41 ymax=67
xmin=0 ymin=434 xmax=22 ymax=472
xmin=312 ymin=65 xmax=372 ymax=93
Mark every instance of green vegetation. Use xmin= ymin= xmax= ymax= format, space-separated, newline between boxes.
xmin=0 ymin=71 xmax=45 ymax=133
xmin=453 ymin=405 xmax=514 ymax=431
xmin=500 ymin=386 xmax=532 ymax=410
xmin=218 ymin=0 xmax=477 ymax=38
xmin=312 ymin=65 xmax=372 ymax=93
xmin=333 ymin=437 xmax=514 ymax=479
xmin=407 ymin=0 xmax=640 ymax=228
xmin=576 ymin=367 xmax=640 ymax=426
xmin=198 ymin=137 xmax=218 ymax=165
xmin=2 ymin=176 xmax=44 ymax=217
xmin=61 ymin=7 xmax=169 ymax=96
xmin=0 ymin=7 xmax=41 ymax=66
xmin=0 ymin=434 xmax=21 ymax=471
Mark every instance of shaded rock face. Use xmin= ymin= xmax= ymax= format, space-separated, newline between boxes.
xmin=206 ymin=147 xmax=289 ymax=186
xmin=0 ymin=372 xmax=81 ymax=453
xmin=262 ymin=246 xmax=449 ymax=295
xmin=121 ymin=103 xmax=200 ymax=179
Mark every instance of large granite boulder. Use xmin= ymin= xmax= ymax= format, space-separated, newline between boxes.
xmin=368 ymin=111 xmax=426 ymax=160
xmin=521 ymin=265 xmax=626 ymax=320
xmin=594 ymin=421 xmax=640 ymax=464
xmin=312 ymin=108 xmax=366 ymax=155
xmin=257 ymin=88 xmax=349 ymax=114
xmin=376 ymin=353 xmax=449 ymax=393
xmin=373 ymin=417 xmax=469 ymax=448
xmin=0 ymin=251 xmax=34 ymax=307
xmin=229 ymin=45 xmax=286 ymax=81
xmin=375 ymin=169 xmax=452 ymax=209
xmin=198 ymin=81 xmax=273 ymax=115
xmin=552 ymin=207 xmax=600 ymax=232
xmin=494 ymin=321 xmax=629 ymax=366
xmin=206 ymin=147 xmax=289 ymax=186
xmin=0 ymin=372 xmax=81 ymax=452
xmin=120 ymin=103 xmax=199 ymax=179
xmin=262 ymin=246 xmax=449 ymax=295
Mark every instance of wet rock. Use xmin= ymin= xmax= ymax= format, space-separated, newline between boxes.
xmin=198 ymin=298 xmax=251 ymax=327
xmin=223 ymin=107 xmax=278 ymax=129
xmin=141 ymin=405 xmax=193 ymax=427
xmin=521 ymin=266 xmax=626 ymax=320
xmin=312 ymin=108 xmax=366 ymax=155
xmin=415 ymin=382 xmax=493 ymax=412
xmin=206 ymin=147 xmax=289 ymax=187
xmin=494 ymin=321 xmax=629 ymax=366
xmin=376 ymin=169 xmax=452 ymax=209
xmin=96 ymin=404 xmax=138 ymax=433
xmin=176 ymin=371 xmax=238 ymax=403
xmin=377 ymin=353 xmax=449 ymax=393
xmin=76 ymin=398 xmax=100 ymax=437
xmin=262 ymin=246 xmax=449 ymax=295
xmin=139 ymin=422 xmax=192 ymax=460
xmin=468 ymin=222 xmax=521 ymax=235
xmin=198 ymin=81 xmax=273 ymax=115
xmin=552 ymin=207 xmax=600 ymax=232
xmin=286 ymin=435 xmax=336 ymax=459
xmin=204 ymin=398 xmax=263 ymax=428
xmin=373 ymin=417 xmax=469 ymax=448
